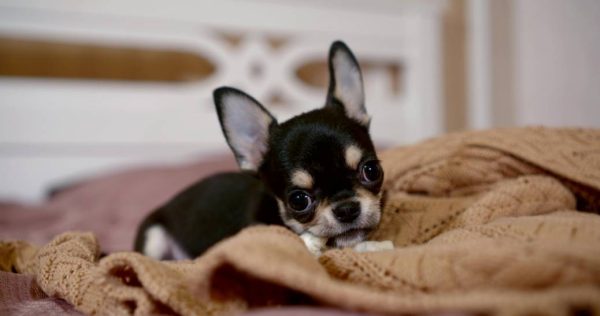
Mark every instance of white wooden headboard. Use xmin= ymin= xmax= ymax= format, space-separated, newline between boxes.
xmin=0 ymin=0 xmax=447 ymax=201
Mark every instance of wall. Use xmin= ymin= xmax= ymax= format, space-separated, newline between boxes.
xmin=442 ymin=0 xmax=467 ymax=131
xmin=512 ymin=0 xmax=600 ymax=127
xmin=474 ymin=0 xmax=600 ymax=128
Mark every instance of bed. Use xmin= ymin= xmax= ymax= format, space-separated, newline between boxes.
xmin=2 ymin=2 xmax=600 ymax=316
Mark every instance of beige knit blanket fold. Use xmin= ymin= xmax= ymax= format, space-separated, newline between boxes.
xmin=2 ymin=127 xmax=600 ymax=316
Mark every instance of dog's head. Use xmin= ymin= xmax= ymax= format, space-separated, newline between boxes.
xmin=214 ymin=41 xmax=383 ymax=247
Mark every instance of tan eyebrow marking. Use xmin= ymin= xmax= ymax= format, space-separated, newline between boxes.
xmin=345 ymin=145 xmax=363 ymax=170
xmin=291 ymin=169 xmax=314 ymax=189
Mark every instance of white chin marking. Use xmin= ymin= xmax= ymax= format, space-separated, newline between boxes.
xmin=143 ymin=225 xmax=191 ymax=260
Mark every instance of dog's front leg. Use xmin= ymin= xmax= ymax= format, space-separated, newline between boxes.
xmin=300 ymin=232 xmax=327 ymax=256
xmin=353 ymin=240 xmax=394 ymax=253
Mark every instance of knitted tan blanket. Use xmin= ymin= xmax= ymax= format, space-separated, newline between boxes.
xmin=2 ymin=127 xmax=600 ymax=316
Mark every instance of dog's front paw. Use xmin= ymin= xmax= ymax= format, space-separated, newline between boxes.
xmin=353 ymin=240 xmax=394 ymax=253
xmin=300 ymin=232 xmax=327 ymax=256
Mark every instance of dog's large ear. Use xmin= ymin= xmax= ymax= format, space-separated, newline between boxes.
xmin=214 ymin=87 xmax=277 ymax=171
xmin=326 ymin=41 xmax=369 ymax=126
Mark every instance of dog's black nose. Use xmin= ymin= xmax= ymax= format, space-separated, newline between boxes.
xmin=333 ymin=201 xmax=361 ymax=223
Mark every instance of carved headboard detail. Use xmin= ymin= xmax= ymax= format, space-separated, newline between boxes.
xmin=0 ymin=0 xmax=447 ymax=201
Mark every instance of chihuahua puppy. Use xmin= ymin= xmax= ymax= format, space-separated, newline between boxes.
xmin=134 ymin=41 xmax=392 ymax=260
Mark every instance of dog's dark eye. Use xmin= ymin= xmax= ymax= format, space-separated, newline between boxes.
xmin=360 ymin=160 xmax=383 ymax=184
xmin=287 ymin=190 xmax=314 ymax=213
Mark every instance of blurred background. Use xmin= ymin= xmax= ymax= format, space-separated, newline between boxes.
xmin=0 ymin=0 xmax=599 ymax=202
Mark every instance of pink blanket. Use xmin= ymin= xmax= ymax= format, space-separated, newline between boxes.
xmin=0 ymin=155 xmax=236 ymax=252
xmin=0 ymin=271 xmax=83 ymax=316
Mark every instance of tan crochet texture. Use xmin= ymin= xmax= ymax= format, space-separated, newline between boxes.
xmin=2 ymin=127 xmax=600 ymax=316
